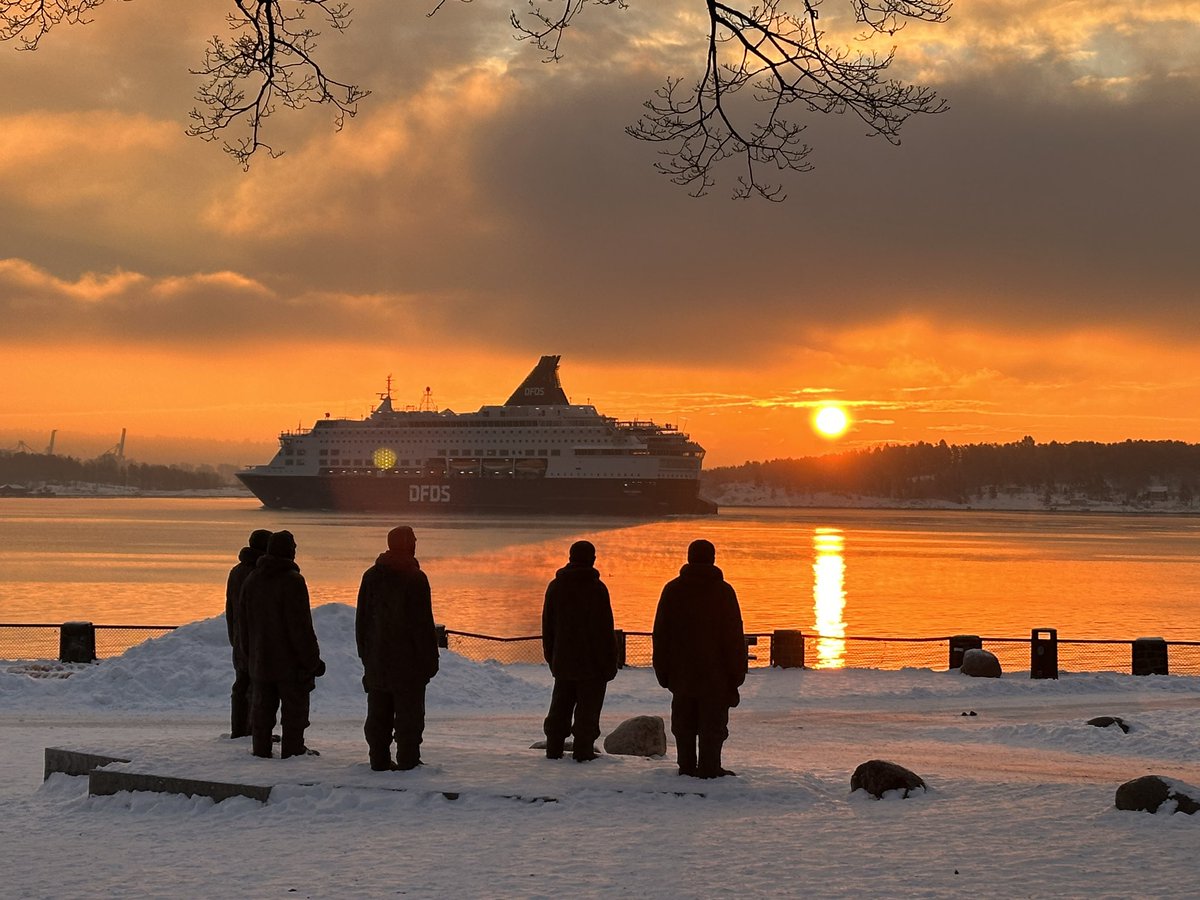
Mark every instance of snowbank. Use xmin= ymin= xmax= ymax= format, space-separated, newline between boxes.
xmin=3 ymin=605 xmax=1199 ymax=898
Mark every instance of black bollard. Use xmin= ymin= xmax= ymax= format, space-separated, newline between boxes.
xmin=1030 ymin=628 xmax=1058 ymax=680
xmin=59 ymin=621 xmax=97 ymax=664
xmin=1131 ymin=637 xmax=1168 ymax=676
xmin=948 ymin=634 xmax=982 ymax=670
xmin=613 ymin=629 xmax=627 ymax=669
xmin=770 ymin=629 xmax=805 ymax=669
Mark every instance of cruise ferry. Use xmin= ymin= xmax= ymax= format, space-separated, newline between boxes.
xmin=237 ymin=356 xmax=717 ymax=515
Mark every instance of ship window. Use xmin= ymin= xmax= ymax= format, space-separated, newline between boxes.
xmin=319 ymin=449 xmax=328 ymax=457
xmin=297 ymin=449 xmax=306 ymax=456
xmin=285 ymin=459 xmax=294 ymax=466
xmin=284 ymin=448 xmax=294 ymax=456
xmin=551 ymin=450 xmax=561 ymax=456
xmin=487 ymin=450 xmax=496 ymax=457
xmin=525 ymin=449 xmax=535 ymax=456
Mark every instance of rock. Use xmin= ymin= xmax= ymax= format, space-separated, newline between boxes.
xmin=602 ymin=715 xmax=667 ymax=757
xmin=1087 ymin=715 xmax=1130 ymax=733
xmin=850 ymin=759 xmax=927 ymax=798
xmin=1115 ymin=775 xmax=1200 ymax=815
xmin=959 ymin=648 xmax=1002 ymax=678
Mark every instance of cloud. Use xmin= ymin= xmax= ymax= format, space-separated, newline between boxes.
xmin=0 ymin=259 xmax=440 ymax=344
xmin=2 ymin=0 xmax=1200 ymax=465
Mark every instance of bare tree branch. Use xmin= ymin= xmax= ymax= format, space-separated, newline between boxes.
xmin=2 ymin=0 xmax=950 ymax=196
xmin=186 ymin=0 xmax=369 ymax=168
xmin=0 ymin=0 xmax=116 ymax=49
xmin=509 ymin=0 xmax=625 ymax=63
xmin=625 ymin=0 xmax=951 ymax=199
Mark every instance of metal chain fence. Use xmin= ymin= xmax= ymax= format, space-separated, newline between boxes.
xmin=0 ymin=624 xmax=177 ymax=664
xmin=2 ymin=623 xmax=1199 ymax=676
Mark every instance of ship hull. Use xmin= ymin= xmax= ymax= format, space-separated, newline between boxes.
xmin=237 ymin=472 xmax=717 ymax=516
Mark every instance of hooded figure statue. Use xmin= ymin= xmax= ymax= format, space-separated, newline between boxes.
xmin=355 ymin=525 xmax=440 ymax=771
xmin=225 ymin=528 xmax=271 ymax=739
xmin=541 ymin=539 xmax=618 ymax=762
xmin=241 ymin=529 xmax=325 ymax=759
xmin=652 ymin=539 xmax=746 ymax=778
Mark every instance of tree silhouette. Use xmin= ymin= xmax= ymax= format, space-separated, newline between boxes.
xmin=1 ymin=0 xmax=949 ymax=195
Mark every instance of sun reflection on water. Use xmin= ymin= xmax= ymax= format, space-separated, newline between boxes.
xmin=812 ymin=527 xmax=847 ymax=669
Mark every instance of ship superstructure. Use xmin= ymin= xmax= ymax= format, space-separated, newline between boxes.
xmin=237 ymin=356 xmax=716 ymax=515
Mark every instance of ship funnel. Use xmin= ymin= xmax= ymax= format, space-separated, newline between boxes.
xmin=504 ymin=355 xmax=570 ymax=406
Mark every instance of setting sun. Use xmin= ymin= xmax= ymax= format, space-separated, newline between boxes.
xmin=813 ymin=405 xmax=850 ymax=439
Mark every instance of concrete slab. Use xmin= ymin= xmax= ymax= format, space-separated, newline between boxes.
xmin=44 ymin=747 xmax=131 ymax=780
xmin=44 ymin=734 xmax=717 ymax=806
xmin=88 ymin=769 xmax=271 ymax=803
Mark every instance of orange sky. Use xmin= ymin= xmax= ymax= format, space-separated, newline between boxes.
xmin=2 ymin=1 xmax=1199 ymax=469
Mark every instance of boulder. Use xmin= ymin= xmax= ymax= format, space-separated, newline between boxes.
xmin=959 ymin=647 xmax=1002 ymax=678
xmin=602 ymin=715 xmax=667 ymax=757
xmin=1087 ymin=715 xmax=1130 ymax=733
xmin=1115 ymin=775 xmax=1200 ymax=815
xmin=850 ymin=759 xmax=927 ymax=799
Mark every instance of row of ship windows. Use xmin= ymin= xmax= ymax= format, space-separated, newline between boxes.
xmin=281 ymin=450 xmax=566 ymax=466
xmin=280 ymin=447 xmax=692 ymax=460
xmin=302 ymin=429 xmax=609 ymax=444
xmin=285 ymin=448 xmax=569 ymax=458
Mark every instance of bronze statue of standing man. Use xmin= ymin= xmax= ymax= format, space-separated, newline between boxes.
xmin=356 ymin=526 xmax=440 ymax=771
xmin=541 ymin=540 xmax=618 ymax=762
xmin=653 ymin=539 xmax=747 ymax=778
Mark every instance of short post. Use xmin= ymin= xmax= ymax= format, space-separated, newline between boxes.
xmin=1131 ymin=637 xmax=1168 ymax=676
xmin=434 ymin=624 xmax=448 ymax=650
xmin=59 ymin=621 xmax=96 ymax=664
xmin=1030 ymin=628 xmax=1058 ymax=680
xmin=613 ymin=629 xmax=627 ymax=669
xmin=770 ymin=629 xmax=805 ymax=669
xmin=948 ymin=634 xmax=982 ymax=670
xmin=745 ymin=634 xmax=758 ymax=662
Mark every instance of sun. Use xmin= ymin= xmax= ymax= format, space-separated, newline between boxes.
xmin=813 ymin=405 xmax=850 ymax=439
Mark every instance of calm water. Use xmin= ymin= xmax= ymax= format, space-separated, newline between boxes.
xmin=1 ymin=498 xmax=1198 ymax=641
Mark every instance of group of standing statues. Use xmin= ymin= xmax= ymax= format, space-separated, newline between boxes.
xmin=225 ymin=527 xmax=747 ymax=779
xmin=543 ymin=537 xmax=748 ymax=778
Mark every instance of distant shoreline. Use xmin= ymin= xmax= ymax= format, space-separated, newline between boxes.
xmin=4 ymin=485 xmax=1199 ymax=516
xmin=702 ymin=486 xmax=1200 ymax=516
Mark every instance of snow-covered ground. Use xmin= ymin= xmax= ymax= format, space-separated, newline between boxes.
xmin=3 ymin=604 xmax=1198 ymax=898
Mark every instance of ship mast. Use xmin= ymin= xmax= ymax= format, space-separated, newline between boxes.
xmin=374 ymin=375 xmax=396 ymax=415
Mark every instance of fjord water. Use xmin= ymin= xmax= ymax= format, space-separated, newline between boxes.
xmin=2 ymin=498 xmax=1197 ymax=641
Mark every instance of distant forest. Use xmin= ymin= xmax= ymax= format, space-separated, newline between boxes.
xmin=702 ymin=438 xmax=1200 ymax=504
xmin=0 ymin=452 xmax=230 ymax=492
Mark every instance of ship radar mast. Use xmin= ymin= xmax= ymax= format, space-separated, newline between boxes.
xmin=375 ymin=375 xmax=396 ymax=415
xmin=419 ymin=386 xmax=435 ymax=412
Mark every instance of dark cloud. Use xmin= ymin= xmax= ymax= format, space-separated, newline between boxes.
xmin=1 ymin=0 xmax=1197 ymax=366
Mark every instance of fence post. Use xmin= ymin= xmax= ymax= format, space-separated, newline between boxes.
xmin=770 ymin=629 xmax=805 ymax=668
xmin=1131 ymin=637 xmax=1168 ymax=676
xmin=948 ymin=634 xmax=982 ymax=670
xmin=434 ymin=624 xmax=448 ymax=650
xmin=1030 ymin=628 xmax=1058 ymax=679
xmin=59 ymin=621 xmax=96 ymax=664
xmin=613 ymin=629 xmax=627 ymax=669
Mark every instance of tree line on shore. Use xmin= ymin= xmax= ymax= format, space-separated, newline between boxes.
xmin=0 ymin=451 xmax=229 ymax=493
xmin=701 ymin=437 xmax=1200 ymax=505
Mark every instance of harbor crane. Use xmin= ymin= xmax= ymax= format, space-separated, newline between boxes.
xmin=97 ymin=428 xmax=127 ymax=462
